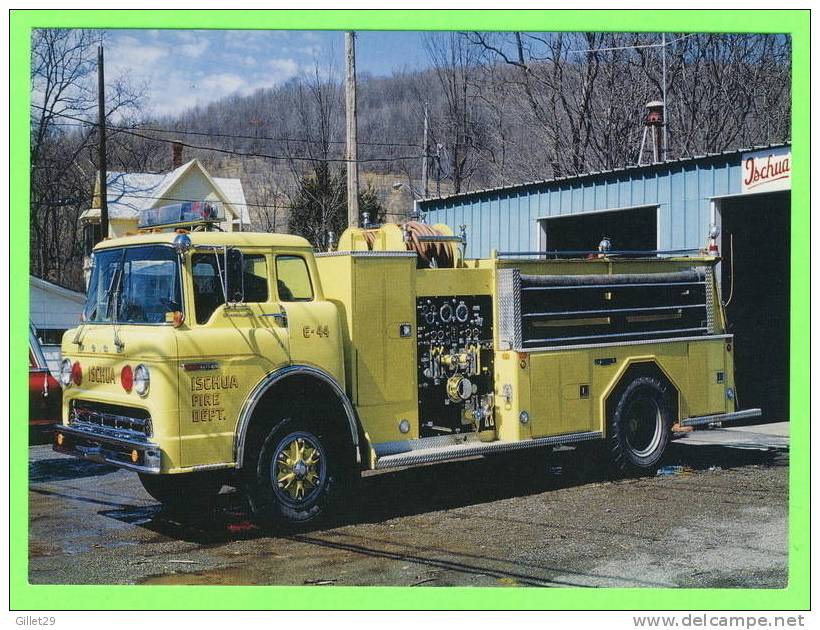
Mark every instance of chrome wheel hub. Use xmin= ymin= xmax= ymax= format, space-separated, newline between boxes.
xmin=293 ymin=459 xmax=308 ymax=480
xmin=624 ymin=396 xmax=663 ymax=457
xmin=271 ymin=432 xmax=326 ymax=505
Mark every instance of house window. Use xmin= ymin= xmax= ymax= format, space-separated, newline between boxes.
xmin=83 ymin=222 xmax=101 ymax=256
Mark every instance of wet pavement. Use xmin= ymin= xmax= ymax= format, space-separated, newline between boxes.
xmin=28 ymin=427 xmax=788 ymax=587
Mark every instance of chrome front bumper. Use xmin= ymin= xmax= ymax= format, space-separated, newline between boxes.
xmin=681 ymin=408 xmax=763 ymax=428
xmin=52 ymin=422 xmax=162 ymax=474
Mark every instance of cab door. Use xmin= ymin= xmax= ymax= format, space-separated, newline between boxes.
xmin=176 ymin=250 xmax=289 ymax=468
xmin=272 ymin=253 xmax=345 ymax=386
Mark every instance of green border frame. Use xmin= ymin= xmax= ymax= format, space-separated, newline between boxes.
xmin=11 ymin=9 xmax=809 ymax=611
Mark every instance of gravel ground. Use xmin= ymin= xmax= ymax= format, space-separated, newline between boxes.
xmin=28 ymin=432 xmax=788 ymax=588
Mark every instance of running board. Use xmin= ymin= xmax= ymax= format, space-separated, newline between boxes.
xmin=374 ymin=431 xmax=603 ymax=470
xmin=681 ymin=408 xmax=762 ymax=428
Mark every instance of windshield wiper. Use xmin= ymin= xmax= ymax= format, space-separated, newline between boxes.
xmin=102 ymin=249 xmax=127 ymax=322
xmin=110 ymin=250 xmax=127 ymax=350
xmin=73 ymin=250 xmax=124 ymax=345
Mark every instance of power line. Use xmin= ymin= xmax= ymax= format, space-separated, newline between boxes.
xmin=107 ymin=193 xmax=299 ymax=211
xmin=47 ymin=120 xmax=421 ymax=148
xmin=34 ymin=107 xmax=423 ymax=159
xmin=566 ymin=33 xmax=697 ymax=55
xmin=122 ymin=126 xmax=423 ymax=165
xmin=35 ymin=192 xmax=301 ymax=212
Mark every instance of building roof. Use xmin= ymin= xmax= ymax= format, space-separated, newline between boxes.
xmin=30 ymin=275 xmax=85 ymax=303
xmin=88 ymin=159 xmax=251 ymax=224
xmin=418 ymin=141 xmax=791 ymax=205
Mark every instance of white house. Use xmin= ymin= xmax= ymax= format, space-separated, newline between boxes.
xmin=80 ymin=154 xmax=250 ymax=266
xmin=30 ymin=276 xmax=86 ymax=373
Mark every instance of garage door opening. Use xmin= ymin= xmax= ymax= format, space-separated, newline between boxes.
xmin=719 ymin=191 xmax=790 ymax=423
xmin=539 ymin=206 xmax=658 ymax=253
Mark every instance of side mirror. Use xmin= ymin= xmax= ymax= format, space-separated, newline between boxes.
xmin=226 ymin=247 xmax=245 ymax=303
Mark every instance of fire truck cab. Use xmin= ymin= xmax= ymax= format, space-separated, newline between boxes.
xmin=55 ymin=202 xmax=760 ymax=526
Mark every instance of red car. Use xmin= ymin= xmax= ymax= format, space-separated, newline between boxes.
xmin=29 ymin=324 xmax=61 ymax=436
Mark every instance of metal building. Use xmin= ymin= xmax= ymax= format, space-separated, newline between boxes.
xmin=418 ymin=142 xmax=791 ymax=422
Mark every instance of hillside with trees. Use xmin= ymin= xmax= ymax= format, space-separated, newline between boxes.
xmin=31 ymin=30 xmax=791 ymax=289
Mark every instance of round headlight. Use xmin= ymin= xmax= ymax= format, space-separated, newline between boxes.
xmin=134 ymin=364 xmax=150 ymax=396
xmin=60 ymin=358 xmax=72 ymax=387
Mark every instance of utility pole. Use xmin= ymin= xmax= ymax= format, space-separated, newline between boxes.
xmin=435 ymin=143 xmax=442 ymax=197
xmin=345 ymin=31 xmax=359 ymax=228
xmin=661 ymin=32 xmax=668 ymax=161
xmin=422 ymin=102 xmax=429 ymax=198
xmin=97 ymin=44 xmax=108 ymax=242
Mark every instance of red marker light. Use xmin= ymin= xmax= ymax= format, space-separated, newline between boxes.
xmin=121 ymin=365 xmax=134 ymax=393
xmin=71 ymin=361 xmax=83 ymax=386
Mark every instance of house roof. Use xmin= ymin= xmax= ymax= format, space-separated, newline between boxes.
xmin=418 ymin=141 xmax=791 ymax=206
xmin=30 ymin=275 xmax=85 ymax=303
xmin=90 ymin=159 xmax=251 ymax=224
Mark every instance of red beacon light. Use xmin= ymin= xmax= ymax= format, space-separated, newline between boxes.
xmin=139 ymin=201 xmax=225 ymax=232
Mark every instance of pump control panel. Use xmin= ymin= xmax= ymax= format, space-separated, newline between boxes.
xmin=416 ymin=295 xmax=494 ymax=437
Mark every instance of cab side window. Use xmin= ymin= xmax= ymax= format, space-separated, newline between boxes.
xmin=276 ymin=256 xmax=313 ymax=302
xmin=192 ymin=253 xmax=269 ymax=324
xmin=242 ymin=255 xmax=269 ymax=303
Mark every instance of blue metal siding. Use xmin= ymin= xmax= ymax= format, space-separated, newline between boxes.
xmin=420 ymin=152 xmax=750 ymax=258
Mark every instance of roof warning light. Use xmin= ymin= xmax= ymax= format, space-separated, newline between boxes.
xmin=139 ymin=201 xmax=225 ymax=231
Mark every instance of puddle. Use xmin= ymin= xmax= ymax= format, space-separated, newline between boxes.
xmin=29 ymin=458 xmax=117 ymax=483
xmin=29 ymin=541 xmax=61 ymax=558
xmin=141 ymin=566 xmax=262 ymax=585
xmin=100 ymin=505 xmax=162 ymax=526
xmin=656 ymin=465 xmax=695 ymax=477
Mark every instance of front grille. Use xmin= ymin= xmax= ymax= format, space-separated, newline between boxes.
xmin=69 ymin=400 xmax=153 ymax=436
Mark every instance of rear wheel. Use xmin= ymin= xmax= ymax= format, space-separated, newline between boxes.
xmin=607 ymin=376 xmax=674 ymax=474
xmin=244 ymin=414 xmax=351 ymax=528
xmin=138 ymin=472 xmax=224 ymax=512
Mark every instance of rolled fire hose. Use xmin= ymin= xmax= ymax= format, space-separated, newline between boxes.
xmin=360 ymin=221 xmax=456 ymax=268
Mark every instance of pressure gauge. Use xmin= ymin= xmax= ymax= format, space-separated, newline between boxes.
xmin=455 ymin=302 xmax=469 ymax=323
xmin=439 ymin=302 xmax=454 ymax=323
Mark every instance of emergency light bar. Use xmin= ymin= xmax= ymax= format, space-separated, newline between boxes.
xmin=139 ymin=201 xmax=225 ymax=230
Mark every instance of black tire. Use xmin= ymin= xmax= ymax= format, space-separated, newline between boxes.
xmin=607 ymin=376 xmax=674 ymax=475
xmin=243 ymin=414 xmax=352 ymax=528
xmin=138 ymin=472 xmax=224 ymax=512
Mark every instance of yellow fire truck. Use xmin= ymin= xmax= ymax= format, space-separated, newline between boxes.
xmin=54 ymin=202 xmax=760 ymax=525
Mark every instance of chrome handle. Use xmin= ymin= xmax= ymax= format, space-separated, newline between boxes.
xmin=262 ymin=311 xmax=288 ymax=326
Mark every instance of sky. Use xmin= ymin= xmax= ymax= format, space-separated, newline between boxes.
xmin=104 ymin=29 xmax=431 ymax=118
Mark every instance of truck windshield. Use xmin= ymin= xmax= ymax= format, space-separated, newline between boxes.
xmin=84 ymin=245 xmax=182 ymax=324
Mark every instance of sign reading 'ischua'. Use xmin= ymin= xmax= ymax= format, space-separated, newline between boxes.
xmin=741 ymin=146 xmax=791 ymax=194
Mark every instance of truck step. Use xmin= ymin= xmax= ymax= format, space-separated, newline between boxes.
xmin=374 ymin=431 xmax=602 ymax=470
xmin=681 ymin=408 xmax=762 ymax=428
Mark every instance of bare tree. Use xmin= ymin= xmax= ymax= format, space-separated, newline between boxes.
xmin=248 ymin=165 xmax=290 ymax=233
xmin=468 ymin=31 xmax=790 ymax=176
xmin=424 ymin=33 xmax=484 ymax=193
xmin=639 ymin=33 xmax=792 ymax=158
xmin=30 ymin=28 xmax=145 ymax=289
xmin=282 ymin=60 xmax=348 ymax=246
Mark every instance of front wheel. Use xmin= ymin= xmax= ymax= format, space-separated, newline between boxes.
xmin=244 ymin=417 xmax=348 ymax=528
xmin=607 ymin=376 xmax=674 ymax=475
